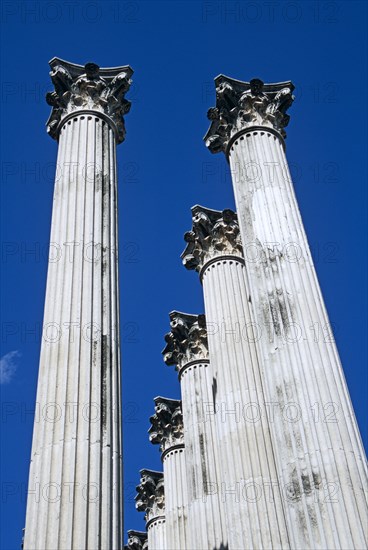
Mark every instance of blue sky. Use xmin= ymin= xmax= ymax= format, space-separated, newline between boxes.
xmin=1 ymin=1 xmax=367 ymax=548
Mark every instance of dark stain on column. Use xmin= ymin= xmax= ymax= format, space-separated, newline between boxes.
xmin=101 ymin=334 xmax=108 ymax=434
xmin=212 ymin=377 xmax=217 ymax=409
xmin=307 ymin=504 xmax=318 ymax=531
xmin=191 ymin=465 xmax=196 ymax=500
xmin=312 ymin=471 xmax=322 ymax=489
xmin=277 ymin=289 xmax=289 ymax=329
xmin=95 ymin=172 xmax=102 ymax=193
xmin=199 ymin=433 xmax=208 ymax=493
xmin=301 ymin=473 xmax=312 ymax=495
xmin=102 ymin=173 xmax=109 ymax=196
xmin=269 ymin=292 xmax=281 ymax=336
xmin=290 ymin=467 xmax=302 ymax=501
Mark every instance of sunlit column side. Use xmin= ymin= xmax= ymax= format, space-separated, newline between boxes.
xmin=163 ymin=313 xmax=227 ymax=550
xmin=24 ymin=58 xmax=133 ymax=550
xmin=136 ymin=470 xmax=166 ymax=550
xmin=124 ymin=530 xmax=148 ymax=550
xmin=205 ymin=76 xmax=368 ymax=549
xmin=149 ymin=397 xmax=189 ymax=550
xmin=182 ymin=205 xmax=290 ymax=549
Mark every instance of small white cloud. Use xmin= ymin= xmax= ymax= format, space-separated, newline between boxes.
xmin=0 ymin=350 xmax=21 ymax=384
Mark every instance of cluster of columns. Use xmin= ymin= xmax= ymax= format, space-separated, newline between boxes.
xmin=126 ymin=75 xmax=367 ymax=550
xmin=25 ymin=58 xmax=367 ymax=549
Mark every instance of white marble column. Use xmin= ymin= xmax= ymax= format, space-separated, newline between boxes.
xmin=163 ymin=313 xmax=226 ymax=550
xmin=205 ymin=76 xmax=368 ymax=549
xmin=24 ymin=58 xmax=133 ymax=550
xmin=182 ymin=205 xmax=289 ymax=549
xmin=136 ymin=470 xmax=166 ymax=550
xmin=124 ymin=530 xmax=148 ymax=550
xmin=149 ymin=397 xmax=189 ymax=550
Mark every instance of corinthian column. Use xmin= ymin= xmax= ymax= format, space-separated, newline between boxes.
xmin=149 ymin=397 xmax=189 ymax=550
xmin=124 ymin=530 xmax=147 ymax=550
xmin=136 ymin=470 xmax=166 ymax=550
xmin=182 ymin=205 xmax=289 ymax=549
xmin=163 ymin=312 xmax=226 ymax=550
xmin=24 ymin=58 xmax=133 ymax=550
xmin=205 ymin=76 xmax=368 ymax=549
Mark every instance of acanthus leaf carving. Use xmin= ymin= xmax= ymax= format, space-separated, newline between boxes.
xmin=149 ymin=397 xmax=184 ymax=452
xmin=135 ymin=469 xmax=165 ymax=524
xmin=162 ymin=312 xmax=208 ymax=371
xmin=124 ymin=530 xmax=148 ymax=550
xmin=46 ymin=58 xmax=133 ymax=143
xmin=205 ymin=76 xmax=295 ymax=154
xmin=182 ymin=205 xmax=243 ymax=272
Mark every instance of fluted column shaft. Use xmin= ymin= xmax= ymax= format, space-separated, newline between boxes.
xmin=180 ymin=359 xmax=225 ymax=549
xmin=136 ymin=470 xmax=166 ymax=550
xmin=228 ymin=128 xmax=368 ymax=549
xmin=162 ymin=445 xmax=188 ymax=549
xmin=149 ymin=397 xmax=189 ymax=550
xmin=182 ymin=205 xmax=289 ymax=549
xmin=24 ymin=112 xmax=122 ymax=550
xmin=24 ymin=58 xmax=132 ymax=550
xmin=147 ymin=517 xmax=166 ymax=549
xmin=163 ymin=313 xmax=226 ymax=550
xmin=202 ymin=254 xmax=290 ymax=549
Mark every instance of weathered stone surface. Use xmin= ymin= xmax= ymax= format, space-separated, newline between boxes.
xmin=204 ymin=75 xmax=294 ymax=154
xmin=124 ymin=530 xmax=147 ymax=550
xmin=183 ymin=203 xmax=290 ymax=549
xmin=163 ymin=313 xmax=226 ymax=549
xmin=136 ymin=469 xmax=165 ymax=522
xmin=46 ymin=57 xmax=133 ymax=142
xmin=136 ymin=470 xmax=166 ymax=550
xmin=23 ymin=58 xmax=131 ymax=550
xmin=149 ymin=398 xmax=188 ymax=550
xmin=162 ymin=311 xmax=208 ymax=372
xmin=149 ymin=397 xmax=184 ymax=453
xmin=182 ymin=205 xmax=242 ymax=273
xmin=207 ymin=74 xmax=368 ymax=549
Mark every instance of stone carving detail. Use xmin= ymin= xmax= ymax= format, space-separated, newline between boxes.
xmin=162 ymin=312 xmax=209 ymax=370
xmin=124 ymin=530 xmax=148 ymax=550
xmin=149 ymin=397 xmax=184 ymax=452
xmin=182 ymin=205 xmax=243 ymax=271
xmin=46 ymin=57 xmax=133 ymax=142
xmin=136 ymin=469 xmax=165 ymax=523
xmin=205 ymin=76 xmax=295 ymax=154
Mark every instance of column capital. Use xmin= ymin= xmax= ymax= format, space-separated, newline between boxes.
xmin=46 ymin=57 xmax=133 ymax=142
xmin=182 ymin=205 xmax=243 ymax=273
xmin=124 ymin=530 xmax=148 ymax=550
xmin=162 ymin=312 xmax=209 ymax=372
xmin=149 ymin=397 xmax=184 ymax=454
xmin=135 ymin=469 xmax=165 ymax=524
xmin=204 ymin=75 xmax=294 ymax=154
